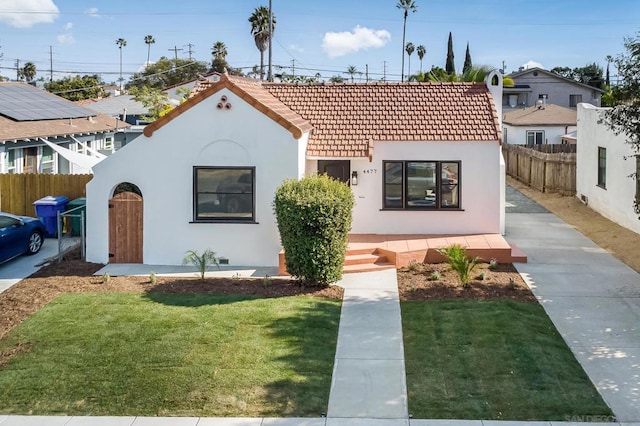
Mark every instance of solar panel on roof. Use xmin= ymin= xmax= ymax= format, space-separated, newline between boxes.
xmin=0 ymin=84 xmax=97 ymax=121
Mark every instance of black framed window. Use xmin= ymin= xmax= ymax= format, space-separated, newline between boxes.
xmin=193 ymin=167 xmax=255 ymax=222
xmin=597 ymin=147 xmax=606 ymax=189
xmin=383 ymin=161 xmax=460 ymax=209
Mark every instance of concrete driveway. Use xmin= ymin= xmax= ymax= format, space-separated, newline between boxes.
xmin=0 ymin=238 xmax=59 ymax=294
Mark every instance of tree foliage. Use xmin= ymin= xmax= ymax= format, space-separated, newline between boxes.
xmin=127 ymin=57 xmax=209 ymax=90
xmin=397 ymin=0 xmax=417 ymax=82
xmin=550 ymin=62 xmax=604 ymax=89
xmin=128 ymin=85 xmax=176 ymax=122
xmin=417 ymin=44 xmax=426 ymax=73
xmin=605 ymin=33 xmax=640 ymax=216
xmin=249 ymin=6 xmax=276 ymax=80
xmin=446 ymin=32 xmax=455 ymax=75
xmin=273 ymin=174 xmax=354 ymax=285
xmin=44 ymin=75 xmax=108 ymax=101
xmin=463 ymin=42 xmax=472 ymax=74
xmin=21 ymin=62 xmax=37 ymax=82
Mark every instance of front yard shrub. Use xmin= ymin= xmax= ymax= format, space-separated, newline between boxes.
xmin=437 ymin=244 xmax=481 ymax=287
xmin=274 ymin=174 xmax=354 ymax=285
xmin=182 ymin=249 xmax=220 ymax=280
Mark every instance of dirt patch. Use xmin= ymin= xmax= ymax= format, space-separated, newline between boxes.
xmin=397 ymin=261 xmax=534 ymax=302
xmin=507 ymin=176 xmax=640 ymax=274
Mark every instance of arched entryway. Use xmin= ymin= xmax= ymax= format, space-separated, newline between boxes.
xmin=108 ymin=183 xmax=143 ymax=263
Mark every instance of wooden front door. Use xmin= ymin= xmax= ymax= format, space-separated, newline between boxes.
xmin=108 ymin=191 xmax=143 ymax=263
xmin=318 ymin=160 xmax=350 ymax=184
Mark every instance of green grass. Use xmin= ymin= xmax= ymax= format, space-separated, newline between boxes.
xmin=0 ymin=293 xmax=341 ymax=417
xmin=402 ymin=300 xmax=613 ymax=420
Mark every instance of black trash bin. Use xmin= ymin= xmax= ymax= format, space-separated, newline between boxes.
xmin=33 ymin=195 xmax=69 ymax=237
xmin=67 ymin=197 xmax=86 ymax=236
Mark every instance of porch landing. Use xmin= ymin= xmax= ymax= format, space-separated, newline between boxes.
xmin=278 ymin=233 xmax=527 ymax=275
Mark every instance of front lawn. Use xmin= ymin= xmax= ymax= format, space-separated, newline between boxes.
xmin=0 ymin=293 xmax=341 ymax=417
xmin=402 ymin=300 xmax=613 ymax=420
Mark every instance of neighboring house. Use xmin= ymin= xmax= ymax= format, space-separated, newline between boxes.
xmin=86 ymin=71 xmax=505 ymax=266
xmin=503 ymin=103 xmax=577 ymax=145
xmin=78 ymin=95 xmax=148 ymax=146
xmin=576 ymin=103 xmax=640 ymax=234
xmin=0 ymin=83 xmax=130 ymax=174
xmin=504 ymin=67 xmax=604 ymax=109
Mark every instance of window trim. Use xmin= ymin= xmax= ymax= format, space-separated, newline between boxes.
xmin=597 ymin=146 xmax=606 ymax=189
xmin=569 ymin=94 xmax=583 ymax=108
xmin=192 ymin=166 xmax=256 ymax=223
xmin=382 ymin=160 xmax=461 ymax=210
xmin=526 ymin=130 xmax=545 ymax=145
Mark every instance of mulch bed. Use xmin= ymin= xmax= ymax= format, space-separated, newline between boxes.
xmin=1 ymin=249 xmax=535 ymax=341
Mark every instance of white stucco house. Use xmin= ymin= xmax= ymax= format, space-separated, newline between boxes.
xmin=576 ymin=103 xmax=640 ymax=234
xmin=86 ymin=71 xmax=505 ymax=266
xmin=503 ymin=103 xmax=576 ymax=145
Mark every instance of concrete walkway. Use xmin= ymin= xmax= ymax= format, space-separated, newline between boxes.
xmin=0 ymin=239 xmax=59 ymax=294
xmin=327 ymin=268 xmax=408 ymax=420
xmin=505 ymin=189 xmax=640 ymax=422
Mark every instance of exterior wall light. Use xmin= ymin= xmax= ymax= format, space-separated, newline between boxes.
xmin=351 ymin=171 xmax=358 ymax=186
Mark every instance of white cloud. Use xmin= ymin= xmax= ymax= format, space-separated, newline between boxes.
xmin=0 ymin=0 xmax=59 ymax=28
xmin=84 ymin=7 xmax=100 ymax=18
xmin=322 ymin=25 xmax=390 ymax=58
xmin=57 ymin=32 xmax=74 ymax=44
xmin=57 ymin=22 xmax=74 ymax=44
xmin=522 ymin=60 xmax=544 ymax=70
xmin=289 ymin=44 xmax=304 ymax=54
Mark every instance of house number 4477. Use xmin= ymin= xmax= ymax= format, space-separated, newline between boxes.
xmin=362 ymin=169 xmax=377 ymax=174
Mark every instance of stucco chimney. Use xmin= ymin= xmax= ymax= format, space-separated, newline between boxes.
xmin=485 ymin=69 xmax=503 ymax=128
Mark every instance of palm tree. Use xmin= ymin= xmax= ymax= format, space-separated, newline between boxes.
xmin=396 ymin=0 xmax=417 ymax=82
xmin=605 ymin=55 xmax=614 ymax=86
xmin=405 ymin=42 xmax=415 ymax=77
xmin=144 ymin=35 xmax=155 ymax=67
xmin=22 ymin=62 xmax=36 ymax=82
xmin=116 ymin=38 xmax=127 ymax=91
xmin=346 ymin=65 xmax=358 ymax=82
xmin=249 ymin=6 xmax=276 ymax=80
xmin=417 ymin=45 xmax=426 ymax=73
xmin=211 ymin=41 xmax=228 ymax=61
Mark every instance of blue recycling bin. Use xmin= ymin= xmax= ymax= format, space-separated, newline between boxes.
xmin=33 ymin=195 xmax=69 ymax=237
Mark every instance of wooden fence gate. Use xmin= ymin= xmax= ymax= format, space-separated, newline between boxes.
xmin=108 ymin=191 xmax=143 ymax=263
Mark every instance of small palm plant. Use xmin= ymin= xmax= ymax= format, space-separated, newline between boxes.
xmin=437 ymin=244 xmax=481 ymax=288
xmin=182 ymin=249 xmax=220 ymax=280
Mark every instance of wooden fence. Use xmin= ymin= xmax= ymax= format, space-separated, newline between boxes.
xmin=0 ymin=174 xmax=92 ymax=217
xmin=502 ymin=144 xmax=576 ymax=195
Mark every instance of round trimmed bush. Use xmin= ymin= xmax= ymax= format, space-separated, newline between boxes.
xmin=274 ymin=174 xmax=354 ymax=285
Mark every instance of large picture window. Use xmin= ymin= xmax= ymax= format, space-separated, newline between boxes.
xmin=383 ymin=161 xmax=460 ymax=209
xmin=194 ymin=167 xmax=255 ymax=222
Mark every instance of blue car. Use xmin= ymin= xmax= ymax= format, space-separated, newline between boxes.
xmin=0 ymin=212 xmax=46 ymax=264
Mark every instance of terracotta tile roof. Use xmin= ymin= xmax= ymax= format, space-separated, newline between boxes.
xmin=144 ymin=75 xmax=313 ymax=139
xmin=503 ymin=104 xmax=577 ymax=126
xmin=264 ymin=82 xmax=501 ymax=157
xmin=147 ymin=75 xmax=501 ymax=157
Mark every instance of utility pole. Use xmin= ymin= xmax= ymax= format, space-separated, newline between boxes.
xmin=15 ymin=59 xmax=19 ymax=81
xmin=168 ymin=46 xmax=183 ymax=64
xmin=49 ymin=46 xmax=53 ymax=81
xmin=502 ymin=60 xmax=506 ymax=74
xmin=383 ymin=61 xmax=387 ymax=81
xmin=185 ymin=43 xmax=195 ymax=60
xmin=365 ymin=64 xmax=369 ymax=82
xmin=267 ymin=0 xmax=273 ymax=82
xmin=291 ymin=59 xmax=295 ymax=77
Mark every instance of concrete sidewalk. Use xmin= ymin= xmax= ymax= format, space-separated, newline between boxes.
xmin=327 ymin=268 xmax=408 ymax=420
xmin=505 ymin=209 xmax=640 ymax=421
xmin=0 ymin=239 xmax=59 ymax=294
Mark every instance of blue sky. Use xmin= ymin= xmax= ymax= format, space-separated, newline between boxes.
xmin=0 ymin=0 xmax=639 ymax=83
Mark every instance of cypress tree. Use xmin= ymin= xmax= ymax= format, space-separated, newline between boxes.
xmin=463 ymin=42 xmax=472 ymax=74
xmin=446 ymin=32 xmax=455 ymax=75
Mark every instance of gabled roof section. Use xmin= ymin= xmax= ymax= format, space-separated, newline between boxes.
xmin=0 ymin=83 xmax=130 ymax=143
xmin=503 ymin=104 xmax=577 ymax=126
xmin=509 ymin=67 xmax=605 ymax=94
xmin=264 ymin=82 xmax=502 ymax=157
xmin=143 ymin=74 xmax=313 ymax=139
